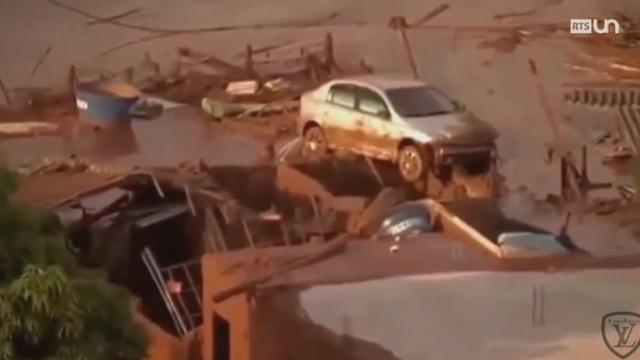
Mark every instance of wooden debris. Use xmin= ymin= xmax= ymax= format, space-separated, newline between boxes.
xmin=591 ymin=198 xmax=619 ymax=216
xmin=411 ymin=4 xmax=451 ymax=27
xmin=602 ymin=145 xmax=633 ymax=163
xmin=100 ymin=33 xmax=173 ymax=56
xmin=559 ymin=146 xmax=612 ymax=203
xmin=178 ymin=47 xmax=250 ymax=79
xmin=226 ymin=80 xmax=259 ymax=95
xmin=233 ymin=40 xmax=295 ymax=59
xmin=0 ymin=122 xmax=59 ymax=137
xmin=389 ymin=16 xmax=419 ymax=79
xmin=263 ymin=78 xmax=292 ymax=92
xmin=86 ymin=8 xmax=142 ymax=25
xmin=146 ymin=171 xmax=165 ymax=199
xmin=29 ymin=46 xmax=53 ymax=80
xmin=617 ymin=185 xmax=637 ymax=202
xmin=184 ymin=184 xmax=197 ymax=216
xmin=528 ymin=59 xmax=562 ymax=143
xmin=493 ymin=9 xmax=537 ymax=21
xmin=204 ymin=206 xmax=228 ymax=252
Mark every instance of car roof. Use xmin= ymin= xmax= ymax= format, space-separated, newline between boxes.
xmin=332 ymin=74 xmax=427 ymax=91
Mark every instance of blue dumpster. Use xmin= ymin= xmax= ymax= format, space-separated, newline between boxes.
xmin=75 ymin=81 xmax=141 ymax=127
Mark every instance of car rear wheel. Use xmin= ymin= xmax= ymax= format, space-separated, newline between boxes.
xmin=302 ymin=125 xmax=328 ymax=160
xmin=398 ymin=144 xmax=429 ymax=182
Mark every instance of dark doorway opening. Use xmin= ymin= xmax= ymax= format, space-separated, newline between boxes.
xmin=213 ymin=312 xmax=230 ymax=360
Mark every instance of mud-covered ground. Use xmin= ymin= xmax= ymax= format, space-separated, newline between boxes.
xmin=1 ymin=0 xmax=638 ymax=189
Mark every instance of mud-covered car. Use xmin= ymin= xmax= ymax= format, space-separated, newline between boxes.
xmin=298 ymin=75 xmax=499 ymax=182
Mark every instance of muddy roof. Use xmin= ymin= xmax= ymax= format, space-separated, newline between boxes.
xmin=14 ymin=171 xmax=128 ymax=208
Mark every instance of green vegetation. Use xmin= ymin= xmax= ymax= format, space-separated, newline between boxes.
xmin=0 ymin=169 xmax=149 ymax=360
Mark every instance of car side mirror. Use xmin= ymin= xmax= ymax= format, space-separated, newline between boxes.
xmin=377 ymin=109 xmax=391 ymax=119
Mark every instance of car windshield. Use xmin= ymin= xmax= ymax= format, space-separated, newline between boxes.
xmin=385 ymin=86 xmax=457 ymax=117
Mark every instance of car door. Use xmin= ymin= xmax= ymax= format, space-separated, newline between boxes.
xmin=355 ymin=86 xmax=397 ymax=160
xmin=321 ymin=83 xmax=361 ymax=151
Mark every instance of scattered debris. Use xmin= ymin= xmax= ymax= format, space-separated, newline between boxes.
xmin=86 ymin=7 xmax=142 ymax=26
xmin=592 ymin=130 xmax=612 ymax=144
xmin=493 ymin=9 xmax=537 ymax=21
xmin=411 ymin=4 xmax=451 ymax=27
xmin=263 ymin=78 xmax=292 ymax=92
xmin=178 ymin=47 xmax=250 ymax=80
xmin=0 ymin=122 xmax=59 ymax=137
xmin=564 ymin=86 xmax=640 ymax=156
xmin=602 ymin=145 xmax=633 ymax=163
xmin=225 ymin=80 xmax=259 ymax=96
xmin=555 ymin=146 xmax=612 ymax=203
xmin=617 ymin=185 xmax=637 ymax=202
xmin=591 ymin=198 xmax=620 ymax=216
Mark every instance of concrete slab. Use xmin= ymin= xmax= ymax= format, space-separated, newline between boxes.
xmin=298 ymin=269 xmax=640 ymax=360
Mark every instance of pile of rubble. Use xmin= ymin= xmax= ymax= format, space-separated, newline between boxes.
xmin=11 ymin=154 xmax=405 ymax=334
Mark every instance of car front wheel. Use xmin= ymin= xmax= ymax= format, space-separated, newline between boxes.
xmin=398 ymin=144 xmax=429 ymax=182
xmin=302 ymin=125 xmax=328 ymax=160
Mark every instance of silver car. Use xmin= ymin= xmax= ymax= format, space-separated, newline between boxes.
xmin=298 ymin=75 xmax=498 ymax=182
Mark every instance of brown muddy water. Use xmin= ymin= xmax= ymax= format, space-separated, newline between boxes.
xmin=0 ymin=105 xmax=266 ymax=167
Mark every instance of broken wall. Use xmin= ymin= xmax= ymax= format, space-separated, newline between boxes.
xmin=201 ymin=254 xmax=253 ymax=360
xmin=252 ymin=290 xmax=403 ymax=360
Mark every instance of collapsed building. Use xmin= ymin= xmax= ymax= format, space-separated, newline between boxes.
xmin=12 ymin=152 xmax=640 ymax=360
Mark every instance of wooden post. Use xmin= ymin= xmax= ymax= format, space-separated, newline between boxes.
xmin=245 ymin=44 xmax=254 ymax=73
xmin=68 ymin=65 xmax=77 ymax=93
xmin=324 ymin=33 xmax=335 ymax=68
xmin=389 ymin=16 xmax=419 ymax=79
xmin=67 ymin=65 xmax=77 ymax=111
xmin=528 ymin=59 xmax=561 ymax=142
xmin=0 ymin=76 xmax=11 ymax=105
xmin=123 ymin=67 xmax=134 ymax=83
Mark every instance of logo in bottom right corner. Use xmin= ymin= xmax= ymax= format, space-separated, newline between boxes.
xmin=602 ymin=312 xmax=640 ymax=359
